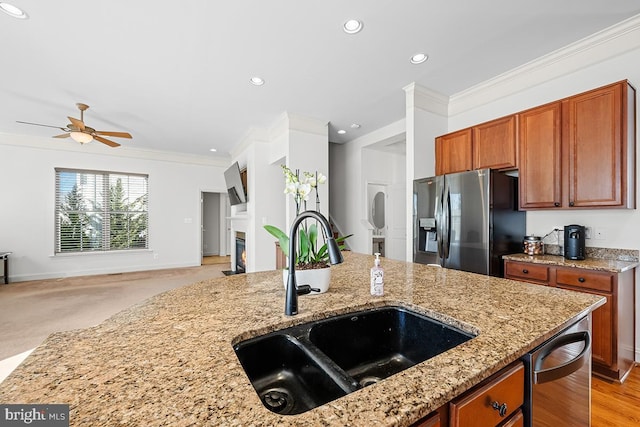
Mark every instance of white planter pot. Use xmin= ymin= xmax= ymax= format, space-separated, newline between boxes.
xmin=282 ymin=267 xmax=331 ymax=294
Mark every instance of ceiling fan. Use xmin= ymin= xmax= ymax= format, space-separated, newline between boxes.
xmin=17 ymin=103 xmax=132 ymax=147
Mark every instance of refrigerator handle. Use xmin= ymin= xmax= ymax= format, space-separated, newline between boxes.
xmin=435 ymin=185 xmax=444 ymax=257
xmin=533 ymin=331 xmax=591 ymax=384
xmin=443 ymin=186 xmax=451 ymax=260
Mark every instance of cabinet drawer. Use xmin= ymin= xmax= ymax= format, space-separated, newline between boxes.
xmin=450 ymin=362 xmax=524 ymax=427
xmin=502 ymin=409 xmax=524 ymax=427
xmin=505 ymin=261 xmax=549 ymax=282
xmin=556 ymin=268 xmax=613 ymax=292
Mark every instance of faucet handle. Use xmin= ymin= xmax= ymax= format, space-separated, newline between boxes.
xmin=296 ymin=284 xmax=321 ymax=295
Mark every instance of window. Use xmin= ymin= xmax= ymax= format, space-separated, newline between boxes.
xmin=55 ymin=168 xmax=149 ymax=253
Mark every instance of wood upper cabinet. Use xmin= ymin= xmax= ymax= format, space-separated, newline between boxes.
xmin=568 ymin=82 xmax=626 ymax=208
xmin=519 ymin=80 xmax=636 ymax=210
xmin=518 ymin=101 xmax=562 ymax=208
xmin=435 ymin=129 xmax=472 ymax=175
xmin=436 ymin=115 xmax=517 ymax=175
xmin=472 ymin=115 xmax=517 ymax=170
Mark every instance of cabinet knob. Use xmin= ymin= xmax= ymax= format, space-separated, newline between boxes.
xmin=491 ymin=401 xmax=508 ymax=417
xmin=554 ymin=202 xmax=560 ymax=207
xmin=569 ymin=201 xmax=575 ymax=207
xmin=522 ymin=269 xmax=529 ymax=274
xmin=578 ymin=277 xmax=586 ymax=283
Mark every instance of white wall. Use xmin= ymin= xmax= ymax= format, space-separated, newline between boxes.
xmin=361 ymin=147 xmax=406 ymax=260
xmin=230 ymin=113 xmax=329 ymax=273
xmin=329 ymin=120 xmax=407 ymax=257
xmin=0 ymin=134 xmax=228 ymax=281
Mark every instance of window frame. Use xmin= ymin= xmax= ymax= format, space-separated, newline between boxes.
xmin=54 ymin=168 xmax=149 ymax=254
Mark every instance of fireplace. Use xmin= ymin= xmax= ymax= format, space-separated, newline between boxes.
xmin=235 ymin=232 xmax=246 ymax=273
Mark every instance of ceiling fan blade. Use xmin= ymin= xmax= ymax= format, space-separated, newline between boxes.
xmin=67 ymin=116 xmax=85 ymax=131
xmin=16 ymin=121 xmax=67 ymax=131
xmin=95 ymin=131 xmax=132 ymax=139
xmin=53 ymin=133 xmax=71 ymax=138
xmin=94 ymin=135 xmax=121 ymax=147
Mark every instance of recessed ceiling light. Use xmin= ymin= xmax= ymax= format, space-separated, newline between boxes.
xmin=343 ymin=19 xmax=363 ymax=34
xmin=0 ymin=2 xmax=28 ymax=19
xmin=209 ymin=148 xmax=217 ymax=152
xmin=337 ymin=129 xmax=347 ymax=135
xmin=249 ymin=76 xmax=265 ymax=86
xmin=410 ymin=53 xmax=429 ymax=64
xmin=350 ymin=123 xmax=361 ymax=129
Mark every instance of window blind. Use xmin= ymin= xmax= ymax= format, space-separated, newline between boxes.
xmin=55 ymin=168 xmax=149 ymax=253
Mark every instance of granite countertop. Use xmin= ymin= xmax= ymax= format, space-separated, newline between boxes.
xmin=503 ymin=253 xmax=639 ymax=273
xmin=0 ymin=252 xmax=604 ymax=426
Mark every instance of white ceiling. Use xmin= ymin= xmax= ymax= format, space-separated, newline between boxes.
xmin=2 ymin=1 xmax=640 ymax=158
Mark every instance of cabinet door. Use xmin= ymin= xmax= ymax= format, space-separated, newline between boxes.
xmin=556 ymin=284 xmax=613 ymax=368
xmin=567 ymin=82 xmax=623 ymax=207
xmin=591 ymin=294 xmax=614 ymax=368
xmin=518 ymin=102 xmax=562 ymax=209
xmin=436 ymin=129 xmax=472 ymax=175
xmin=473 ymin=115 xmax=517 ymax=170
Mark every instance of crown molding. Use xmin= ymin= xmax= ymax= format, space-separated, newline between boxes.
xmin=231 ymin=126 xmax=270 ymax=160
xmin=449 ymin=13 xmax=640 ymax=115
xmin=0 ymin=132 xmax=230 ymax=167
xmin=404 ymin=82 xmax=449 ymax=116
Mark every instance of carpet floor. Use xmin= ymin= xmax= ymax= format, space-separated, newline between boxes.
xmin=0 ymin=263 xmax=227 ymax=382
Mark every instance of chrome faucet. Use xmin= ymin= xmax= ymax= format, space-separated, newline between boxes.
xmin=285 ymin=210 xmax=343 ymax=316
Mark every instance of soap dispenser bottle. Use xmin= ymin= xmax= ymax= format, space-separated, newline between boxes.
xmin=370 ymin=253 xmax=384 ymax=296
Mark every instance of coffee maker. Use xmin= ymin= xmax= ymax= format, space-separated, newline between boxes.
xmin=564 ymin=225 xmax=586 ymax=260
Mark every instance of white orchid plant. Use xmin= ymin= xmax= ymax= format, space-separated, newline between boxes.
xmin=264 ymin=165 xmax=351 ymax=269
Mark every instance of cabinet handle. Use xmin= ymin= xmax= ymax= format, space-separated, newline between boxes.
xmin=491 ymin=401 xmax=508 ymax=417
xmin=522 ymin=269 xmax=529 ymax=274
xmin=578 ymin=277 xmax=585 ymax=283
xmin=554 ymin=202 xmax=560 ymax=207
xmin=569 ymin=201 xmax=575 ymax=207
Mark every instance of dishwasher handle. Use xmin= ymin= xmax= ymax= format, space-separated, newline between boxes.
xmin=533 ymin=331 xmax=590 ymax=385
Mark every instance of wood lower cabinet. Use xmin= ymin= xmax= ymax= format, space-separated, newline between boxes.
xmin=450 ymin=362 xmax=524 ymax=427
xmin=412 ymin=362 xmax=524 ymax=427
xmin=519 ymin=80 xmax=636 ymax=210
xmin=412 ymin=412 xmax=441 ymax=427
xmin=504 ymin=260 xmax=636 ymax=381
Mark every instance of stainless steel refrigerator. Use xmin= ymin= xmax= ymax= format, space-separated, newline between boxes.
xmin=413 ymin=169 xmax=525 ymax=277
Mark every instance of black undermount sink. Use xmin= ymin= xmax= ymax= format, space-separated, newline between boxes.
xmin=233 ymin=306 xmax=475 ymax=415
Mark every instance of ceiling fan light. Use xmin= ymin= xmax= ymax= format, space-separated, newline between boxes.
xmin=70 ymin=131 xmax=93 ymax=144
xmin=0 ymin=2 xmax=28 ymax=19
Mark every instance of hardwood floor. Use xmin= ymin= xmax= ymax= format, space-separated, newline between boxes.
xmin=202 ymin=255 xmax=230 ymax=265
xmin=592 ymin=365 xmax=640 ymax=426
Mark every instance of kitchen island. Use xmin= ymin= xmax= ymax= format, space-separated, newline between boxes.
xmin=0 ymin=252 xmax=604 ymax=426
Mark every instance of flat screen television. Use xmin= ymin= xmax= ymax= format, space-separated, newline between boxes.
xmin=224 ymin=162 xmax=247 ymax=205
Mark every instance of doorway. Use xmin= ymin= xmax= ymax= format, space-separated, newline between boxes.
xmin=201 ymin=192 xmax=230 ymax=265
xmin=366 ymin=183 xmax=406 ymax=261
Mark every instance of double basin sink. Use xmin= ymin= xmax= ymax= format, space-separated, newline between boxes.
xmin=233 ymin=305 xmax=475 ymax=415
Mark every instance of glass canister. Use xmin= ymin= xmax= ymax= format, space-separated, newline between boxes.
xmin=523 ymin=235 xmax=544 ymax=255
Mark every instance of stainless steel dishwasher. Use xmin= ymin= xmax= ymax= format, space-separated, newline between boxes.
xmin=522 ymin=315 xmax=591 ymax=426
